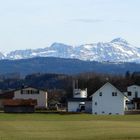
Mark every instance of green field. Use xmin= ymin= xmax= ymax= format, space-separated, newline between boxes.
xmin=0 ymin=113 xmax=140 ymax=140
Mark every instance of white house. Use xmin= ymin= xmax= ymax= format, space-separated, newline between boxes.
xmin=14 ymin=87 xmax=48 ymax=109
xmin=91 ymin=82 xmax=128 ymax=115
xmin=125 ymin=85 xmax=140 ymax=110
xmin=126 ymin=85 xmax=140 ymax=100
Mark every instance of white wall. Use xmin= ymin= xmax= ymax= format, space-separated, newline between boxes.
xmin=68 ymin=102 xmax=80 ymax=112
xmin=85 ymin=101 xmax=92 ymax=113
xmin=14 ymin=87 xmax=47 ymax=109
xmin=92 ymin=83 xmax=125 ymax=115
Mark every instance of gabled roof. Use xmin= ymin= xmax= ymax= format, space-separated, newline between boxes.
xmin=90 ymin=82 xmax=128 ymax=99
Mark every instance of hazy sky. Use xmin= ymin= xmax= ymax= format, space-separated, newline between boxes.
xmin=0 ymin=0 xmax=140 ymax=53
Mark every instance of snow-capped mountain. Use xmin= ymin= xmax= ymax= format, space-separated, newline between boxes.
xmin=6 ymin=43 xmax=74 ymax=60
xmin=73 ymin=38 xmax=140 ymax=62
xmin=1 ymin=38 xmax=140 ymax=63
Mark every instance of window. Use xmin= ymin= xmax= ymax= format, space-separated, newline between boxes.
xmin=21 ymin=90 xmax=23 ymax=94
xmin=112 ymin=92 xmax=117 ymax=96
xmin=99 ymin=92 xmax=102 ymax=96
xmin=20 ymin=89 xmax=40 ymax=94
xmin=135 ymin=91 xmax=138 ymax=98
xmin=127 ymin=92 xmax=132 ymax=96
xmin=95 ymin=102 xmax=97 ymax=106
xmin=27 ymin=90 xmax=30 ymax=94
xmin=22 ymin=90 xmax=27 ymax=94
xmin=112 ymin=92 xmax=114 ymax=96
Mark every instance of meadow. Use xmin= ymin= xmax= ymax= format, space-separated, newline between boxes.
xmin=0 ymin=113 xmax=140 ymax=140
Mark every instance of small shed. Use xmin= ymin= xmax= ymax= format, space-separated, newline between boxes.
xmin=67 ymin=98 xmax=92 ymax=113
xmin=3 ymin=99 xmax=37 ymax=113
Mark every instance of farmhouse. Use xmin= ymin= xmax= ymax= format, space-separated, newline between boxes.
xmin=91 ymin=82 xmax=128 ymax=115
xmin=14 ymin=87 xmax=48 ymax=109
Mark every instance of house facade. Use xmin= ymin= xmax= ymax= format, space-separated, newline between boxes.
xmin=127 ymin=85 xmax=140 ymax=100
xmin=125 ymin=85 xmax=140 ymax=110
xmin=91 ymin=82 xmax=127 ymax=115
xmin=14 ymin=87 xmax=48 ymax=109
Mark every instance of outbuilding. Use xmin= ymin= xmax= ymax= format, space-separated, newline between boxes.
xmin=3 ymin=99 xmax=37 ymax=113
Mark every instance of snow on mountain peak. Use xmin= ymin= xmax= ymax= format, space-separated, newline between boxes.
xmin=0 ymin=38 xmax=140 ymax=63
xmin=111 ymin=38 xmax=129 ymax=45
xmin=50 ymin=42 xmax=72 ymax=49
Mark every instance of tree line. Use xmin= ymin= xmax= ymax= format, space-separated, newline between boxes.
xmin=0 ymin=71 xmax=140 ymax=103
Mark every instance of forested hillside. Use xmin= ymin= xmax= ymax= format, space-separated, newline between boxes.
xmin=0 ymin=57 xmax=140 ymax=76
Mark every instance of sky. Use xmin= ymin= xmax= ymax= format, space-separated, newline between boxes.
xmin=0 ymin=0 xmax=140 ymax=53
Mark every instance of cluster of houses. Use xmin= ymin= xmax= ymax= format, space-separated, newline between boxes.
xmin=68 ymin=82 xmax=140 ymax=115
xmin=0 ymin=82 xmax=140 ymax=115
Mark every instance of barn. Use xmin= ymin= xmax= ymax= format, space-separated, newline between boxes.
xmin=3 ymin=99 xmax=37 ymax=113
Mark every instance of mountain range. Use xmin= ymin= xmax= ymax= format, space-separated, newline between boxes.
xmin=1 ymin=38 xmax=140 ymax=63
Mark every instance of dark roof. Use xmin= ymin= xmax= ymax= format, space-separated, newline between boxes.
xmin=14 ymin=86 xmax=47 ymax=92
xmin=68 ymin=98 xmax=92 ymax=102
xmin=91 ymin=82 xmax=127 ymax=97
xmin=0 ymin=91 xmax=14 ymax=99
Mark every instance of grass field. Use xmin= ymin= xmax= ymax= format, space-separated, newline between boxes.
xmin=0 ymin=113 xmax=140 ymax=140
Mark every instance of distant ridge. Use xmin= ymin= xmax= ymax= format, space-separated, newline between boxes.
xmin=0 ymin=57 xmax=140 ymax=76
